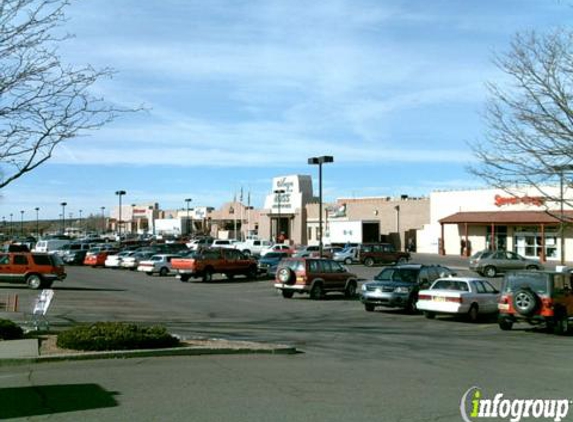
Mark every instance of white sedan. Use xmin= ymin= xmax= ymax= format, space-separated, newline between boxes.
xmin=416 ymin=277 xmax=500 ymax=322
xmin=137 ymin=254 xmax=179 ymax=276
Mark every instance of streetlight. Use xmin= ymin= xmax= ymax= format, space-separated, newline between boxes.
xmin=101 ymin=206 xmax=106 ymax=235
xmin=9 ymin=213 xmax=13 ymax=237
xmin=60 ymin=202 xmax=67 ymax=235
xmin=273 ymin=189 xmax=285 ymax=243
xmin=35 ymin=207 xmax=40 ymax=238
xmin=115 ymin=190 xmax=126 ymax=238
xmin=553 ymin=165 xmax=573 ymax=265
xmin=308 ymin=155 xmax=334 ymax=257
xmin=185 ymin=198 xmax=192 ymax=236
xmin=20 ymin=210 xmax=24 ymax=236
xmin=79 ymin=209 xmax=83 ymax=236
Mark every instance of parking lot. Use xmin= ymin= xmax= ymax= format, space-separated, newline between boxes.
xmin=1 ymin=253 xmax=572 ymax=421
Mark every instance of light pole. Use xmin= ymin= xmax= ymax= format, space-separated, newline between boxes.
xmin=35 ymin=207 xmax=40 ymax=238
xmin=20 ymin=210 xmax=24 ymax=236
xmin=101 ymin=206 xmax=106 ymax=235
xmin=60 ymin=202 xmax=67 ymax=235
xmin=273 ymin=189 xmax=285 ymax=243
xmin=79 ymin=209 xmax=83 ymax=236
xmin=553 ymin=165 xmax=573 ymax=265
xmin=185 ymin=198 xmax=192 ymax=236
xmin=115 ymin=190 xmax=126 ymax=238
xmin=9 ymin=213 xmax=12 ymax=237
xmin=308 ymin=156 xmax=334 ymax=257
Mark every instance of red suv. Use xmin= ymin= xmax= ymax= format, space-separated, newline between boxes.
xmin=0 ymin=252 xmax=66 ymax=289
xmin=275 ymin=258 xmax=358 ymax=299
xmin=498 ymin=271 xmax=573 ymax=334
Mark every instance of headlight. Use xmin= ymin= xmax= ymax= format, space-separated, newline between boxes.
xmin=361 ymin=284 xmax=367 ymax=291
xmin=394 ymin=286 xmax=410 ymax=293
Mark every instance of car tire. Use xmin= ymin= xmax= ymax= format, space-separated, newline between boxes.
xmin=468 ymin=304 xmax=479 ymax=323
xmin=424 ymin=311 xmax=436 ymax=319
xmin=512 ymin=288 xmax=539 ymax=316
xmin=281 ymin=290 xmax=294 ymax=299
xmin=146 ymin=272 xmax=153 ymax=276
xmin=364 ymin=304 xmax=375 ymax=312
xmin=26 ymin=274 xmax=43 ymax=290
xmin=202 ymin=269 xmax=213 ymax=282
xmin=498 ymin=317 xmax=513 ymax=331
xmin=364 ymin=257 xmax=374 ymax=267
xmin=344 ymin=281 xmax=357 ymax=299
xmin=310 ymin=283 xmax=324 ymax=300
xmin=159 ymin=267 xmax=169 ymax=277
xmin=484 ymin=266 xmax=497 ymax=278
xmin=247 ymin=266 xmax=258 ymax=280
xmin=344 ymin=258 xmax=352 ymax=265
xmin=179 ymin=275 xmax=190 ymax=282
xmin=225 ymin=273 xmax=235 ymax=280
xmin=277 ymin=267 xmax=296 ymax=285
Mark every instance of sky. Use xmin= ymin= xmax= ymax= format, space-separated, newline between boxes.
xmin=1 ymin=0 xmax=572 ymax=220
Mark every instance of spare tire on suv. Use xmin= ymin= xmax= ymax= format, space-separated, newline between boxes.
xmin=277 ymin=267 xmax=296 ymax=285
xmin=512 ymin=288 xmax=540 ymax=316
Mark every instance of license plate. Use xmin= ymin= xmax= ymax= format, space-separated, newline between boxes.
xmin=498 ymin=303 xmax=510 ymax=311
xmin=433 ymin=297 xmax=445 ymax=302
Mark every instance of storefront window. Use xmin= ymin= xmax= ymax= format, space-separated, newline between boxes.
xmin=514 ymin=226 xmax=558 ymax=260
xmin=486 ymin=226 xmax=507 ymax=251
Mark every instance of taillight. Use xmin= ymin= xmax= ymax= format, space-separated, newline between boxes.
xmin=542 ymin=297 xmax=554 ymax=310
xmin=418 ymin=294 xmax=431 ymax=301
xmin=499 ymin=294 xmax=509 ymax=304
xmin=446 ymin=297 xmax=463 ymax=303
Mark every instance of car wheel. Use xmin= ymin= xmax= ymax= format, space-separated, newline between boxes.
xmin=159 ymin=267 xmax=169 ymax=277
xmin=310 ymin=283 xmax=324 ymax=300
xmin=282 ymin=290 xmax=294 ymax=299
xmin=202 ymin=269 xmax=213 ymax=282
xmin=179 ymin=275 xmax=190 ymax=282
xmin=364 ymin=304 xmax=375 ymax=312
xmin=484 ymin=266 xmax=497 ymax=278
xmin=146 ymin=272 xmax=153 ymax=276
xmin=26 ymin=274 xmax=43 ymax=290
xmin=277 ymin=267 xmax=296 ymax=285
xmin=468 ymin=304 xmax=479 ymax=323
xmin=247 ymin=266 xmax=258 ymax=280
xmin=498 ymin=317 xmax=513 ymax=331
xmin=364 ymin=257 xmax=374 ymax=267
xmin=512 ymin=288 xmax=539 ymax=316
xmin=243 ymin=250 xmax=251 ymax=256
xmin=344 ymin=258 xmax=352 ymax=265
xmin=424 ymin=311 xmax=435 ymax=319
xmin=344 ymin=281 xmax=357 ymax=298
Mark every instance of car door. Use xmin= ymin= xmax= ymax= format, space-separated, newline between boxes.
xmin=11 ymin=254 xmax=30 ymax=283
xmin=472 ymin=280 xmax=498 ymax=313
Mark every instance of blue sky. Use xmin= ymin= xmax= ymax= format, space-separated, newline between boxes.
xmin=1 ymin=0 xmax=571 ymax=220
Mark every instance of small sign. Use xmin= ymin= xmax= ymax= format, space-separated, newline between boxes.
xmin=32 ymin=289 xmax=54 ymax=316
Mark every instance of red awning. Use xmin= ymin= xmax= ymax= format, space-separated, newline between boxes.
xmin=439 ymin=211 xmax=573 ymax=225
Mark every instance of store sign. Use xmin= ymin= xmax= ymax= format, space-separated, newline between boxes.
xmin=264 ymin=175 xmax=311 ymax=214
xmin=494 ymin=195 xmax=546 ymax=207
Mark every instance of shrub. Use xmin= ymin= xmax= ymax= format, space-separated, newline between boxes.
xmin=0 ymin=319 xmax=24 ymax=340
xmin=56 ymin=322 xmax=180 ymax=351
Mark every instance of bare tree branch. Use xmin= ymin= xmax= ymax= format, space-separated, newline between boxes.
xmin=0 ymin=0 xmax=140 ymax=189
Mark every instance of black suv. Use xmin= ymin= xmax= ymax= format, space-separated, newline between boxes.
xmin=360 ymin=264 xmax=456 ymax=312
xmin=498 ymin=271 xmax=573 ymax=334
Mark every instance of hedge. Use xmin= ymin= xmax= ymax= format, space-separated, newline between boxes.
xmin=0 ymin=319 xmax=24 ymax=340
xmin=56 ymin=322 xmax=180 ymax=351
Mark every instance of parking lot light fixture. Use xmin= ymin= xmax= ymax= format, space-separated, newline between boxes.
xmin=101 ymin=206 xmax=106 ymax=234
xmin=60 ymin=202 xmax=67 ymax=235
xmin=115 ymin=190 xmax=126 ymax=238
xmin=308 ymin=156 xmax=334 ymax=258
xmin=185 ymin=198 xmax=192 ymax=236
xmin=35 ymin=207 xmax=40 ymax=238
xmin=20 ymin=210 xmax=24 ymax=236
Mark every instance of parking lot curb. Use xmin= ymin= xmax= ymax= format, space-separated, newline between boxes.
xmin=0 ymin=343 xmax=298 ymax=366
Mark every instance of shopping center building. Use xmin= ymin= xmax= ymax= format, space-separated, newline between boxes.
xmin=417 ymin=186 xmax=573 ymax=262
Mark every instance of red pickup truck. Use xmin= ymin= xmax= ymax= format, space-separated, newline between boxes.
xmin=171 ymin=247 xmax=258 ymax=282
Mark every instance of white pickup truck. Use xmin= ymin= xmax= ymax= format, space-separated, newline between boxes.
xmin=234 ymin=239 xmax=272 ymax=256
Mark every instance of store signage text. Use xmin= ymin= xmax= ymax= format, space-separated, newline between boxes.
xmin=494 ymin=195 xmax=546 ymax=207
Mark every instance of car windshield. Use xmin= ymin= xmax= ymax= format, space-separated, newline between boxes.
xmin=504 ymin=272 xmax=549 ymax=294
xmin=374 ymin=268 xmax=418 ymax=283
xmin=431 ymin=280 xmax=469 ymax=291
